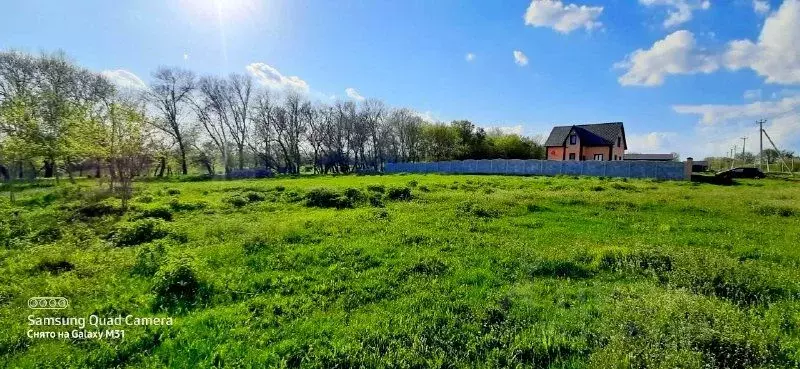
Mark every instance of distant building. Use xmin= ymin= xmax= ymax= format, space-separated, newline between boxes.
xmin=545 ymin=122 xmax=626 ymax=161
xmin=624 ymin=153 xmax=676 ymax=161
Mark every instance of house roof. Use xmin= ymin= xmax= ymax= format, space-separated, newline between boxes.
xmin=624 ymin=153 xmax=675 ymax=161
xmin=544 ymin=122 xmax=626 ymax=148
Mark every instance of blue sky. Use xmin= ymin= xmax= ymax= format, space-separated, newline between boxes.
xmin=2 ymin=0 xmax=800 ymax=159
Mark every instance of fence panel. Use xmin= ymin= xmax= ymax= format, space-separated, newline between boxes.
xmin=384 ymin=159 xmax=686 ymax=180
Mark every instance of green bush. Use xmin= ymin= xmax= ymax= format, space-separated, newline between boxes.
xmin=244 ymin=191 xmax=266 ymax=202
xmin=305 ymin=188 xmax=353 ymax=209
xmin=367 ymin=184 xmax=385 ymax=193
xmin=168 ymin=199 xmax=207 ymax=212
xmin=165 ymin=188 xmax=181 ymax=195
xmin=137 ymin=207 xmax=173 ymax=221
xmin=224 ymin=195 xmax=249 ymax=208
xmin=151 ymin=258 xmax=209 ymax=313
xmin=109 ymin=219 xmax=170 ymax=247
xmin=132 ymin=241 xmax=168 ymax=277
xmin=385 ymin=186 xmax=412 ymax=201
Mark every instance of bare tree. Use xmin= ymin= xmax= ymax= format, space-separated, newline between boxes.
xmin=147 ymin=67 xmax=195 ymax=175
xmin=225 ymin=73 xmax=252 ymax=169
xmin=249 ymin=90 xmax=277 ymax=170
xmin=193 ymin=76 xmax=231 ymax=175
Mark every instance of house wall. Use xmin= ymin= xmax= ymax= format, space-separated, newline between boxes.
xmin=546 ymin=147 xmax=565 ymax=161
xmin=612 ymin=134 xmax=625 ymax=160
xmin=582 ymin=146 xmax=612 ymax=161
xmin=564 ymin=130 xmax=581 ymax=160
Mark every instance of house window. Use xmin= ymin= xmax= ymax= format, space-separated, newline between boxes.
xmin=569 ymin=135 xmax=577 ymax=145
xmin=617 ymin=137 xmax=621 ymax=147
xmin=613 ymin=155 xmax=617 ymax=160
xmin=569 ymin=153 xmax=576 ymax=160
xmin=594 ymin=154 xmax=604 ymax=161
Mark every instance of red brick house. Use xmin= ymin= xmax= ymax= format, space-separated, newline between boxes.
xmin=544 ymin=122 xmax=627 ymax=161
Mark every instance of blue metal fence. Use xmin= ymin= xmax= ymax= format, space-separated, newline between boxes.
xmin=384 ymin=159 xmax=687 ymax=180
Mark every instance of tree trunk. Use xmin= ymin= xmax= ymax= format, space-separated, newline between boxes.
xmin=157 ymin=157 xmax=166 ymax=177
xmin=0 ymin=165 xmax=8 ymax=181
xmin=238 ymin=146 xmax=245 ymax=170
xmin=177 ymin=140 xmax=188 ymax=175
xmin=43 ymin=159 xmax=55 ymax=178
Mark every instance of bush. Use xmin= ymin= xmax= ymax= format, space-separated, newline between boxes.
xmin=32 ymin=225 xmax=62 ymax=243
xmin=137 ymin=207 xmax=173 ymax=221
xmin=75 ymin=201 xmax=121 ymax=218
xmin=34 ymin=259 xmax=74 ymax=275
xmin=166 ymin=188 xmax=181 ymax=195
xmin=385 ymin=186 xmax=412 ymax=201
xmin=132 ymin=241 xmax=168 ymax=277
xmin=151 ymin=258 xmax=209 ymax=313
xmin=343 ymin=187 xmax=365 ymax=203
xmin=224 ymin=195 xmax=249 ymax=208
xmin=168 ymin=199 xmax=206 ymax=212
xmin=244 ymin=191 xmax=266 ymax=202
xmin=109 ymin=219 xmax=170 ymax=247
xmin=407 ymin=180 xmax=418 ymax=188
xmin=305 ymin=188 xmax=353 ymax=209
xmin=367 ymin=184 xmax=385 ymax=193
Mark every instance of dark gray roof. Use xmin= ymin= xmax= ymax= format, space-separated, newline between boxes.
xmin=624 ymin=153 xmax=675 ymax=161
xmin=544 ymin=122 xmax=626 ymax=148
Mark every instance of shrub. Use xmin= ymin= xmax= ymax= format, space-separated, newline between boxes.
xmin=168 ymin=199 xmax=206 ymax=212
xmin=457 ymin=201 xmax=502 ymax=218
xmin=137 ymin=207 xmax=173 ymax=221
xmin=109 ymin=219 xmax=170 ymax=247
xmin=418 ymin=185 xmax=430 ymax=192
xmin=132 ymin=241 xmax=167 ymax=277
xmin=244 ymin=191 xmax=266 ymax=202
xmin=34 ymin=259 xmax=74 ymax=275
xmin=407 ymin=180 xmax=418 ymax=188
xmin=305 ymin=188 xmax=353 ymax=209
xmin=224 ymin=195 xmax=249 ymax=208
xmin=343 ymin=187 xmax=365 ymax=203
xmin=367 ymin=184 xmax=385 ymax=193
xmin=385 ymin=186 xmax=412 ymax=201
xmin=76 ymin=201 xmax=121 ymax=218
xmin=151 ymin=258 xmax=209 ymax=313
xmin=32 ymin=225 xmax=62 ymax=243
xmin=165 ymin=188 xmax=181 ymax=195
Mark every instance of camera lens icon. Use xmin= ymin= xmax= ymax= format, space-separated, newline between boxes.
xmin=28 ymin=297 xmax=69 ymax=309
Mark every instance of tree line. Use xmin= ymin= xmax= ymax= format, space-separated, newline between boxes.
xmin=0 ymin=50 xmax=545 ymax=185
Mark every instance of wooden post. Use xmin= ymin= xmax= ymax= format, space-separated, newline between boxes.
xmin=684 ymin=157 xmax=693 ymax=181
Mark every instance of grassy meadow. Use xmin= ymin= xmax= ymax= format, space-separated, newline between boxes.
xmin=1 ymin=174 xmax=800 ymax=368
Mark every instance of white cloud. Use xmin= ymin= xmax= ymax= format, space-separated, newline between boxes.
xmin=513 ymin=50 xmax=529 ymax=66
xmin=245 ymin=62 xmax=310 ymax=93
xmin=465 ymin=53 xmax=476 ymax=62
xmin=523 ymin=0 xmax=604 ymax=34
xmin=345 ymin=87 xmax=365 ymax=101
xmin=744 ymin=89 xmax=763 ymax=100
xmin=753 ymin=0 xmax=771 ymax=15
xmin=723 ymin=0 xmax=800 ymax=84
xmin=615 ymin=30 xmax=719 ymax=86
xmin=639 ymin=0 xmax=711 ymax=28
xmin=101 ymin=69 xmax=147 ymax=90
xmin=673 ymin=95 xmax=800 ymax=124
xmin=183 ymin=53 xmax=189 ymax=60
xmin=626 ymin=132 xmax=679 ymax=153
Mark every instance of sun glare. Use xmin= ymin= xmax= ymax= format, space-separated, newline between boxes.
xmin=179 ymin=0 xmax=261 ymax=22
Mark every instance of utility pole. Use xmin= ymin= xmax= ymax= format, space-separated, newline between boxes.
xmin=741 ymin=137 xmax=747 ymax=165
xmin=757 ymin=119 xmax=766 ymax=170
xmin=732 ymin=145 xmax=737 ymax=169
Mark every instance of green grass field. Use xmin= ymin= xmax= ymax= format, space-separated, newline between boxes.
xmin=2 ymin=174 xmax=800 ymax=368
